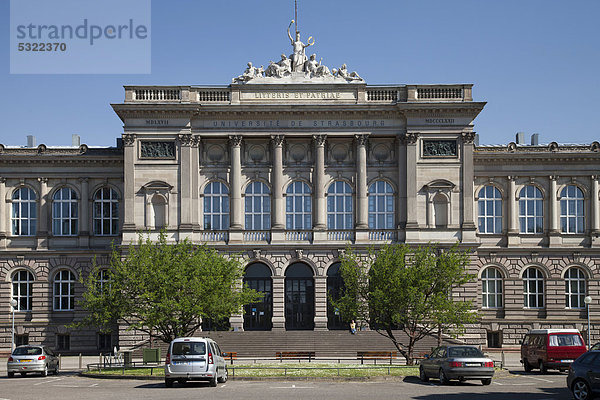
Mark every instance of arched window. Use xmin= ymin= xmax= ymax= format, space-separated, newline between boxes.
xmin=151 ymin=194 xmax=166 ymax=229
xmin=286 ymin=181 xmax=312 ymax=230
xmin=285 ymin=263 xmax=314 ymax=330
xmin=478 ymin=186 xmax=502 ymax=234
xmin=560 ymin=185 xmax=585 ymax=234
xmin=519 ymin=185 xmax=543 ymax=234
xmin=245 ymin=182 xmax=271 ymax=230
xmin=243 ymin=263 xmax=272 ymax=330
xmin=204 ymin=182 xmax=229 ymax=230
xmin=53 ymin=270 xmax=76 ymax=311
xmin=523 ymin=267 xmax=544 ymax=309
xmin=12 ymin=270 xmax=34 ymax=311
xmin=12 ymin=187 xmax=37 ymax=236
xmin=368 ymin=180 xmax=394 ymax=229
xmin=433 ymin=193 xmax=448 ymax=228
xmin=327 ymin=181 xmax=353 ymax=230
xmin=93 ymin=188 xmax=119 ymax=236
xmin=481 ymin=268 xmax=503 ymax=309
xmin=565 ymin=267 xmax=586 ymax=309
xmin=327 ymin=263 xmax=346 ymax=330
xmin=52 ymin=187 xmax=78 ymax=236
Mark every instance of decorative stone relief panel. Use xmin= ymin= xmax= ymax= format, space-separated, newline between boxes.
xmin=244 ymin=140 xmax=269 ymax=165
xmin=285 ymin=140 xmax=312 ymax=165
xmin=201 ymin=140 xmax=229 ymax=165
xmin=140 ymin=141 xmax=176 ymax=159
xmin=327 ymin=140 xmax=352 ymax=164
xmin=368 ymin=139 xmax=394 ymax=164
xmin=422 ymin=140 xmax=458 ymax=157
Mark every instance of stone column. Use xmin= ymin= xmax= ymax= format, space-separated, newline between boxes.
xmin=314 ymin=275 xmax=328 ymax=330
xmin=397 ymin=137 xmax=407 ymax=238
xmin=79 ymin=178 xmax=89 ymax=247
xmin=191 ymin=136 xmax=201 ymax=231
xmin=37 ymin=177 xmax=49 ymax=248
xmin=229 ymin=135 xmax=243 ymax=229
xmin=461 ymin=133 xmax=477 ymax=242
xmin=404 ymin=133 xmax=419 ymax=241
xmin=314 ymin=135 xmax=327 ymax=230
xmin=271 ymin=276 xmax=285 ymax=331
xmin=355 ymin=135 xmax=369 ymax=229
xmin=179 ymin=134 xmax=193 ymax=232
xmin=0 ymin=178 xmax=6 ymax=236
xmin=592 ymin=176 xmax=599 ymax=246
xmin=122 ymin=134 xmax=137 ymax=233
xmin=507 ymin=176 xmax=518 ymax=245
xmin=549 ymin=176 xmax=560 ymax=245
xmin=271 ymin=136 xmax=285 ymax=229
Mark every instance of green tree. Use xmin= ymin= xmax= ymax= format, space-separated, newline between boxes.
xmin=332 ymin=244 xmax=478 ymax=365
xmin=72 ymin=232 xmax=261 ymax=343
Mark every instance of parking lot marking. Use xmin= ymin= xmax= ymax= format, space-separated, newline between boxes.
xmin=34 ymin=378 xmax=63 ymax=386
xmin=527 ymin=376 xmax=555 ymax=383
xmin=88 ymin=383 xmax=99 ymax=387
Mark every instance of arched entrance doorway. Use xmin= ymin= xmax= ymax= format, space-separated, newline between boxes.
xmin=285 ymin=262 xmax=314 ymax=330
xmin=327 ymin=262 xmax=346 ymax=330
xmin=243 ymin=263 xmax=273 ymax=330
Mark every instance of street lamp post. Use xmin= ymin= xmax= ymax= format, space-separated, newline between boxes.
xmin=585 ymin=296 xmax=593 ymax=349
xmin=10 ymin=298 xmax=18 ymax=352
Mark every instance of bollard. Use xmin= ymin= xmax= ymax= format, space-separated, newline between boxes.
xmin=501 ymin=351 xmax=506 ymax=369
xmin=58 ymin=354 xmax=62 ymax=370
xmin=99 ymin=353 xmax=102 ymax=365
xmin=79 ymin=353 xmax=82 ymax=369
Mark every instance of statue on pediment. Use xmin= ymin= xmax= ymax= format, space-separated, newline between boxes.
xmin=336 ymin=64 xmax=362 ymax=81
xmin=305 ymin=54 xmax=331 ymax=77
xmin=232 ymin=62 xmax=264 ymax=83
xmin=287 ymin=20 xmax=314 ymax=72
xmin=265 ymin=54 xmax=292 ymax=78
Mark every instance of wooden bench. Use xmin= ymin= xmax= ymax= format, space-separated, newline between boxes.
xmin=222 ymin=352 xmax=238 ymax=364
xmin=275 ymin=351 xmax=316 ymax=362
xmin=357 ymin=351 xmax=398 ymax=365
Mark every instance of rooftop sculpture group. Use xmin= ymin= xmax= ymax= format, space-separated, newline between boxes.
xmin=233 ymin=20 xmax=363 ymax=84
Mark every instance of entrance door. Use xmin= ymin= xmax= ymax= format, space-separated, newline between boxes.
xmin=285 ymin=263 xmax=314 ymax=330
xmin=327 ymin=263 xmax=346 ymax=330
xmin=243 ymin=263 xmax=273 ymax=330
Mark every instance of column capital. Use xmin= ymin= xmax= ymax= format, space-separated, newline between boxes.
xmin=592 ymin=175 xmax=599 ymax=182
xmin=0 ymin=177 xmax=5 ymax=184
xmin=271 ymin=135 xmax=285 ymax=147
xmin=79 ymin=177 xmax=89 ymax=184
xmin=178 ymin=134 xmax=193 ymax=147
xmin=191 ymin=135 xmax=201 ymax=148
xmin=122 ymin=134 xmax=137 ymax=146
xmin=549 ymin=175 xmax=558 ymax=181
xmin=461 ymin=132 xmax=476 ymax=144
xmin=354 ymin=134 xmax=369 ymax=147
xmin=229 ymin=135 xmax=243 ymax=147
xmin=402 ymin=132 xmax=419 ymax=145
xmin=37 ymin=177 xmax=48 ymax=184
xmin=507 ymin=175 xmax=517 ymax=182
xmin=313 ymin=134 xmax=327 ymax=147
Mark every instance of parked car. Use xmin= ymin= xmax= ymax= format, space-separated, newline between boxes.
xmin=7 ymin=345 xmax=59 ymax=377
xmin=589 ymin=342 xmax=600 ymax=351
xmin=567 ymin=350 xmax=600 ymax=400
xmin=419 ymin=345 xmax=495 ymax=385
xmin=164 ymin=337 xmax=227 ymax=387
xmin=520 ymin=329 xmax=586 ymax=373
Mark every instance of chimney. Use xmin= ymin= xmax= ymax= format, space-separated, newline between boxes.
xmin=531 ymin=133 xmax=539 ymax=145
xmin=516 ymin=132 xmax=525 ymax=145
xmin=72 ymin=134 xmax=80 ymax=147
xmin=27 ymin=135 xmax=36 ymax=147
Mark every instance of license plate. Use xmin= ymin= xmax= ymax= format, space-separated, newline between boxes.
xmin=19 ymin=360 xmax=32 ymax=363
xmin=465 ymin=363 xmax=480 ymax=367
xmin=561 ymin=359 xmax=574 ymax=363
xmin=172 ymin=361 xmax=191 ymax=365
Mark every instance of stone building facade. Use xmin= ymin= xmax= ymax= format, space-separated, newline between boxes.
xmin=1 ymin=71 xmax=599 ymax=353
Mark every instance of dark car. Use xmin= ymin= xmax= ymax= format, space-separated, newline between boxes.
xmin=419 ymin=345 xmax=495 ymax=385
xmin=567 ymin=350 xmax=600 ymax=400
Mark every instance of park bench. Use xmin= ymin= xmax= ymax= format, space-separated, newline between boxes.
xmin=275 ymin=351 xmax=316 ymax=362
xmin=222 ymin=352 xmax=238 ymax=364
xmin=356 ymin=351 xmax=398 ymax=365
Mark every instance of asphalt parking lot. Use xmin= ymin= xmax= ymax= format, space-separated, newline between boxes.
xmin=0 ymin=369 xmax=572 ymax=400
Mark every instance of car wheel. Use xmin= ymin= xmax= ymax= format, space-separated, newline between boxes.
xmin=481 ymin=378 xmax=492 ymax=386
xmin=54 ymin=364 xmax=59 ymax=375
xmin=438 ymin=369 xmax=449 ymax=385
xmin=523 ymin=359 xmax=533 ymax=372
xmin=41 ymin=364 xmax=48 ymax=377
xmin=7 ymin=372 xmax=14 ymax=378
xmin=218 ymin=367 xmax=228 ymax=383
xmin=20 ymin=372 xmax=26 ymax=377
xmin=572 ymin=379 xmax=592 ymax=400
xmin=165 ymin=378 xmax=174 ymax=388
xmin=419 ymin=366 xmax=429 ymax=382
xmin=209 ymin=375 xmax=217 ymax=387
xmin=538 ymin=360 xmax=547 ymax=374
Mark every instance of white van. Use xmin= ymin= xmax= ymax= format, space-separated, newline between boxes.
xmin=164 ymin=337 xmax=227 ymax=387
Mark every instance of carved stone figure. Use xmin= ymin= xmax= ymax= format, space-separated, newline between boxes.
xmin=287 ymin=20 xmax=314 ymax=72
xmin=265 ymin=54 xmax=292 ymax=78
xmin=233 ymin=62 xmax=263 ymax=83
xmin=337 ymin=64 xmax=362 ymax=82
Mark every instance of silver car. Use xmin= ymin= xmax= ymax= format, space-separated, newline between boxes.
xmin=164 ymin=337 xmax=227 ymax=387
xmin=7 ymin=345 xmax=60 ymax=378
xmin=419 ymin=345 xmax=494 ymax=385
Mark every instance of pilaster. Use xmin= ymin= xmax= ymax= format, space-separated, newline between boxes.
xmin=314 ymin=135 xmax=327 ymax=230
xmin=271 ymin=135 xmax=285 ymax=230
xmin=179 ymin=134 xmax=193 ymax=232
xmin=507 ymin=176 xmax=519 ymax=246
xmin=461 ymin=132 xmax=477 ymax=243
xmin=355 ymin=134 xmax=369 ymax=229
xmin=271 ymin=276 xmax=285 ymax=331
xmin=79 ymin=177 xmax=89 ymax=247
xmin=229 ymin=135 xmax=243 ymax=230
xmin=314 ymin=275 xmax=328 ymax=331
xmin=592 ymin=176 xmax=600 ymax=246
xmin=122 ymin=134 xmax=137 ymax=232
xmin=548 ymin=176 xmax=561 ymax=246
xmin=0 ymin=178 xmax=6 ymax=249
xmin=37 ymin=177 xmax=49 ymax=249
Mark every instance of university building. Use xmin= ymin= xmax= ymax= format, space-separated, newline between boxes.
xmin=1 ymin=35 xmax=600 ymax=354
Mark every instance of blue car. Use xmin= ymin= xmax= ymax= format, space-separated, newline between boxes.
xmin=567 ymin=350 xmax=600 ymax=400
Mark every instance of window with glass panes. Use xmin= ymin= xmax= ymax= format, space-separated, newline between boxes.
xmin=98 ymin=269 xmax=110 ymax=293
xmin=204 ymin=182 xmax=229 ymax=230
xmin=519 ymin=185 xmax=543 ymax=234
xmin=478 ymin=186 xmax=502 ymax=234
xmin=93 ymin=188 xmax=119 ymax=235
xmin=481 ymin=267 xmax=503 ymax=309
xmin=286 ymin=181 xmax=312 ymax=230
xmin=523 ymin=267 xmax=544 ymax=308
xmin=12 ymin=187 xmax=37 ymax=236
xmin=565 ymin=267 xmax=586 ymax=309
xmin=327 ymin=181 xmax=353 ymax=230
xmin=53 ymin=270 xmax=75 ymax=311
xmin=368 ymin=180 xmax=394 ymax=229
xmin=560 ymin=185 xmax=585 ymax=234
xmin=52 ymin=187 xmax=78 ymax=236
xmin=245 ymin=182 xmax=271 ymax=230
xmin=12 ymin=270 xmax=33 ymax=311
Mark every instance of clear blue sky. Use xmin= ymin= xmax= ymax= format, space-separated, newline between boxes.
xmin=1 ymin=0 xmax=599 ymax=147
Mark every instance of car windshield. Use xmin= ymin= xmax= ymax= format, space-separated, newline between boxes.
xmin=549 ymin=334 xmax=583 ymax=347
xmin=12 ymin=347 xmax=42 ymax=356
xmin=448 ymin=347 xmax=484 ymax=358
xmin=172 ymin=342 xmax=206 ymax=356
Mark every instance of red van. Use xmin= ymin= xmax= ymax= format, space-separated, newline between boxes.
xmin=520 ymin=329 xmax=587 ymax=373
